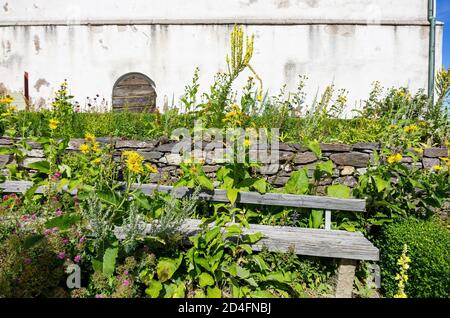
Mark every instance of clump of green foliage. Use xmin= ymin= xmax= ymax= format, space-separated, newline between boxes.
xmin=376 ymin=218 xmax=450 ymax=298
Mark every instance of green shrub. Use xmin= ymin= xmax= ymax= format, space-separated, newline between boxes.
xmin=377 ymin=218 xmax=450 ymax=298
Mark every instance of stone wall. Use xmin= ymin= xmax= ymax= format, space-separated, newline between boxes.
xmin=1 ymin=137 xmax=448 ymax=192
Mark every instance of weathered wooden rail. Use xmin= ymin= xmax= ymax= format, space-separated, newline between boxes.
xmin=0 ymin=180 xmax=379 ymax=298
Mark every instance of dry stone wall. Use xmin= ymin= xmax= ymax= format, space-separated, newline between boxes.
xmin=1 ymin=137 xmax=448 ymax=192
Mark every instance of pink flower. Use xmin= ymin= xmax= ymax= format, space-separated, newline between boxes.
xmin=57 ymin=252 xmax=65 ymax=260
xmin=122 ymin=279 xmax=130 ymax=287
xmin=20 ymin=215 xmax=29 ymax=222
xmin=44 ymin=229 xmax=52 ymax=236
xmin=62 ymin=238 xmax=69 ymax=245
xmin=74 ymin=255 xmax=81 ymax=263
xmin=79 ymin=236 xmax=86 ymax=243
xmin=31 ymin=214 xmax=37 ymax=220
xmin=55 ymin=209 xmax=63 ymax=216
xmin=95 ymin=294 xmax=104 ymax=298
xmin=124 ymin=270 xmax=129 ymax=276
xmin=52 ymin=227 xmax=59 ymax=233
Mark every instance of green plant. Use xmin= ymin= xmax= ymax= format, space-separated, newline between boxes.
xmin=377 ymin=218 xmax=450 ymax=298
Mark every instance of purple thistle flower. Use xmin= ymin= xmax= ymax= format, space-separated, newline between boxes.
xmin=44 ymin=229 xmax=52 ymax=236
xmin=79 ymin=236 xmax=86 ymax=243
xmin=95 ymin=294 xmax=104 ymax=298
xmin=31 ymin=214 xmax=37 ymax=220
xmin=62 ymin=238 xmax=69 ymax=245
xmin=74 ymin=255 xmax=81 ymax=263
xmin=52 ymin=227 xmax=59 ymax=233
xmin=55 ymin=209 xmax=63 ymax=216
xmin=122 ymin=279 xmax=130 ymax=287
xmin=124 ymin=270 xmax=129 ymax=276
xmin=57 ymin=252 xmax=65 ymax=260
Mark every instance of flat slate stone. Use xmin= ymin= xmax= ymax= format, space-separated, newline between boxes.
xmin=330 ymin=152 xmax=369 ymax=168
xmin=352 ymin=142 xmax=381 ymax=151
xmin=320 ymin=143 xmax=352 ymax=152
xmin=424 ymin=148 xmax=448 ymax=158
xmin=293 ymin=152 xmax=317 ymax=164
xmin=140 ymin=151 xmax=164 ymax=160
xmin=116 ymin=140 xmax=157 ymax=149
xmin=423 ymin=158 xmax=440 ymax=169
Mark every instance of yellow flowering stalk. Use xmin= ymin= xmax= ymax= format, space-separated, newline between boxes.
xmin=403 ymin=124 xmax=418 ymax=134
xmin=79 ymin=143 xmax=90 ymax=154
xmin=48 ymin=118 xmax=59 ymax=130
xmin=388 ymin=124 xmax=398 ymax=130
xmin=394 ymin=244 xmax=411 ymax=298
xmin=123 ymin=151 xmax=144 ymax=174
xmin=91 ymin=158 xmax=101 ymax=165
xmin=387 ymin=153 xmax=403 ymax=164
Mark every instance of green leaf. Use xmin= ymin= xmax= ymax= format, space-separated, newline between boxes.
xmin=103 ymin=242 xmax=119 ymax=277
xmin=306 ymin=140 xmax=322 ymax=159
xmin=205 ymin=227 xmax=221 ymax=244
xmin=96 ymin=190 xmax=120 ymax=207
xmin=0 ymin=147 xmax=13 ymax=155
xmin=265 ymin=272 xmax=290 ymax=283
xmin=206 ymin=286 xmax=221 ymax=298
xmin=309 ymin=210 xmax=324 ymax=229
xmin=319 ymin=160 xmax=334 ymax=175
xmin=373 ymin=176 xmax=390 ymax=193
xmin=199 ymin=272 xmax=215 ymax=287
xmin=244 ymin=232 xmax=263 ymax=244
xmin=172 ymin=282 xmax=186 ymax=298
xmin=23 ymin=234 xmax=45 ymax=249
xmin=145 ymin=280 xmax=163 ymax=298
xmin=157 ymin=254 xmax=183 ymax=283
xmin=197 ymin=175 xmax=214 ymax=190
xmin=284 ymin=169 xmax=310 ymax=195
xmin=131 ymin=191 xmax=152 ymax=210
xmin=226 ymin=188 xmax=239 ymax=205
xmin=27 ymin=160 xmax=50 ymax=174
xmin=252 ymin=179 xmax=267 ymax=193
xmin=45 ymin=213 xmax=81 ymax=231
xmin=327 ymin=184 xmax=351 ymax=198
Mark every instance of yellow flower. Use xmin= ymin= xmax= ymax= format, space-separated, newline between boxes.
xmin=388 ymin=124 xmax=398 ymax=130
xmin=256 ymin=95 xmax=263 ymax=102
xmin=48 ymin=118 xmax=59 ymax=130
xmin=243 ymin=139 xmax=252 ymax=147
xmin=0 ymin=96 xmax=14 ymax=104
xmin=403 ymin=125 xmax=418 ymax=134
xmin=91 ymin=141 xmax=101 ymax=154
xmin=79 ymin=143 xmax=90 ymax=154
xmin=92 ymin=158 xmax=101 ymax=165
xmin=85 ymin=132 xmax=96 ymax=143
xmin=414 ymin=148 xmax=423 ymax=154
xmin=432 ymin=166 xmax=443 ymax=171
xmin=145 ymin=163 xmax=158 ymax=174
xmin=387 ymin=153 xmax=403 ymax=164
xmin=123 ymin=151 xmax=144 ymax=174
xmin=1 ymin=112 xmax=12 ymax=117
xmin=7 ymin=105 xmax=16 ymax=113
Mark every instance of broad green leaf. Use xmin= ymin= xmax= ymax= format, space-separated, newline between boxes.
xmin=157 ymin=254 xmax=183 ymax=282
xmin=309 ymin=210 xmax=324 ymax=229
xmin=244 ymin=232 xmax=263 ymax=244
xmin=103 ymin=243 xmax=119 ymax=277
xmin=205 ymin=227 xmax=221 ymax=244
xmin=265 ymin=272 xmax=290 ymax=283
xmin=199 ymin=272 xmax=215 ymax=287
xmin=306 ymin=140 xmax=322 ymax=159
xmin=226 ymin=188 xmax=239 ymax=205
xmin=373 ymin=176 xmax=390 ymax=193
xmin=145 ymin=280 xmax=163 ymax=298
xmin=206 ymin=286 xmax=221 ymax=298
xmin=252 ymin=179 xmax=267 ymax=193
xmin=319 ymin=160 xmax=334 ymax=175
xmin=45 ymin=213 xmax=81 ymax=231
xmin=172 ymin=282 xmax=186 ymax=298
xmin=28 ymin=160 xmax=50 ymax=174
xmin=96 ymin=190 xmax=120 ymax=207
xmin=327 ymin=184 xmax=351 ymax=198
xmin=131 ymin=191 xmax=152 ymax=210
xmin=23 ymin=234 xmax=45 ymax=249
xmin=284 ymin=169 xmax=310 ymax=195
xmin=197 ymin=175 xmax=214 ymax=190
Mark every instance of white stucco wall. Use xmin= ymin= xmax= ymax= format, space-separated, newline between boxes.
xmin=0 ymin=0 xmax=443 ymax=116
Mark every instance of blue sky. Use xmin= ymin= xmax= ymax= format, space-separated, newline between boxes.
xmin=437 ymin=0 xmax=450 ymax=68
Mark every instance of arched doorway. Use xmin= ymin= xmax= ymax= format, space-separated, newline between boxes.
xmin=112 ymin=72 xmax=157 ymax=112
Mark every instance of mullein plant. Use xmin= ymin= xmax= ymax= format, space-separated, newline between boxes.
xmin=394 ymin=244 xmax=411 ymax=298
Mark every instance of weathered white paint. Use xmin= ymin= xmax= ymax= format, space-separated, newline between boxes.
xmin=0 ymin=0 xmax=443 ymax=116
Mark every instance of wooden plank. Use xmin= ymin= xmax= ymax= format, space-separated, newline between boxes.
xmin=0 ymin=181 xmax=366 ymax=212
xmin=137 ymin=184 xmax=367 ymax=212
xmin=325 ymin=210 xmax=332 ymax=230
xmin=116 ymin=218 xmax=379 ymax=261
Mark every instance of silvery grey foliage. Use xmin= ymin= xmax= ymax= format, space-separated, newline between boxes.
xmin=148 ymin=186 xmax=201 ymax=243
xmin=121 ymin=202 xmax=146 ymax=254
xmin=80 ymin=193 xmax=115 ymax=250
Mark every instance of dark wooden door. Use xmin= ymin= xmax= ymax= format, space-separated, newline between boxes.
xmin=112 ymin=73 xmax=157 ymax=112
